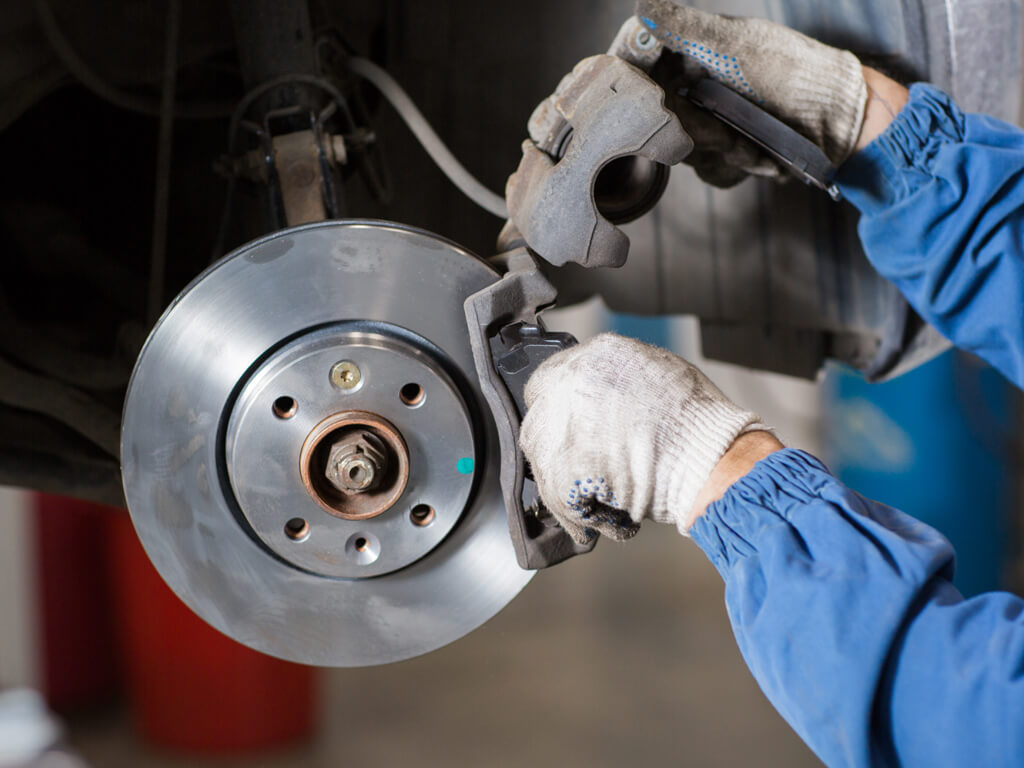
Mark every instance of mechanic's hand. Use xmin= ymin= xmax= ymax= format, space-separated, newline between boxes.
xmin=638 ymin=0 xmax=868 ymax=187
xmin=519 ymin=333 xmax=771 ymax=544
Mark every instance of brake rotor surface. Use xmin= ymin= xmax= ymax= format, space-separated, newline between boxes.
xmin=121 ymin=221 xmax=533 ymax=666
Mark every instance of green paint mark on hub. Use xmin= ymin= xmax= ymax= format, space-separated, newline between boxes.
xmin=456 ymin=458 xmax=475 ymax=475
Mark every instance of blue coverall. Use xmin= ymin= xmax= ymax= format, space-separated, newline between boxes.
xmin=690 ymin=84 xmax=1024 ymax=767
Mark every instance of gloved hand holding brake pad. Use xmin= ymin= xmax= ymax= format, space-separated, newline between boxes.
xmin=519 ymin=334 xmax=770 ymax=544
xmin=503 ymin=1 xmax=870 ymax=267
xmin=510 ymin=3 xmax=868 ymax=543
xmin=636 ymin=0 xmax=868 ymax=186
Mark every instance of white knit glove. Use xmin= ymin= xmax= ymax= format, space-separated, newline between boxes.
xmin=636 ymin=1 xmax=868 ymax=187
xmin=519 ymin=334 xmax=770 ymax=543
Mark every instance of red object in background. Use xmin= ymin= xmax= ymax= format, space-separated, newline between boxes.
xmin=108 ymin=511 xmax=318 ymax=753
xmin=33 ymin=495 xmax=121 ymax=713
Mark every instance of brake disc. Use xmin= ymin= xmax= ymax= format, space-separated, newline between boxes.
xmin=121 ymin=220 xmax=533 ymax=666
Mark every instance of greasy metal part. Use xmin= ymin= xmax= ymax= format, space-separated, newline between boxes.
xmin=225 ymin=0 xmax=353 ymax=233
xmin=228 ymin=0 xmax=318 ymax=114
xmin=122 ymin=221 xmax=531 ymax=665
xmin=272 ymin=130 xmax=328 ymax=225
xmin=464 ymin=249 xmax=595 ymax=570
xmin=333 ymin=450 xmax=378 ymax=491
xmin=502 ymin=55 xmax=692 ymax=268
xmin=300 ymin=410 xmax=409 ymax=519
xmin=223 ymin=117 xmax=350 ymax=228
xmin=328 ymin=134 xmax=347 ymax=166
xmin=258 ymin=106 xmax=345 ymax=227
xmin=325 ymin=430 xmax=388 ymax=494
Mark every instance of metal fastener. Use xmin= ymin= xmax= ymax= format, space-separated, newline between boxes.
xmin=635 ymin=29 xmax=656 ymax=50
xmin=325 ymin=432 xmax=388 ymax=494
xmin=328 ymin=134 xmax=347 ymax=166
xmin=330 ymin=361 xmax=361 ymax=390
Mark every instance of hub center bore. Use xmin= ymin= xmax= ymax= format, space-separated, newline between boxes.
xmin=300 ymin=411 xmax=410 ymax=521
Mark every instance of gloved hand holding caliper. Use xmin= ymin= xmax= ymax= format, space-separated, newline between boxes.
xmin=510 ymin=2 xmax=1024 ymax=767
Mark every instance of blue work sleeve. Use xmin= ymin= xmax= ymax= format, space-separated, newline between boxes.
xmin=691 ymin=449 xmax=1024 ymax=767
xmin=837 ymin=84 xmax=1024 ymax=389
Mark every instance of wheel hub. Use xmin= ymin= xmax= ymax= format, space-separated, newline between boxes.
xmin=225 ymin=326 xmax=476 ymax=578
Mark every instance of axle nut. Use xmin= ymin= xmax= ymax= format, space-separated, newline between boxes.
xmin=325 ymin=432 xmax=388 ymax=494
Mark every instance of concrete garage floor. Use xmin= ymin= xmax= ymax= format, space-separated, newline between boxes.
xmin=66 ymin=524 xmax=820 ymax=767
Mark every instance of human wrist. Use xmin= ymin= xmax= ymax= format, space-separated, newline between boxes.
xmin=854 ymin=66 xmax=909 ymax=151
xmin=688 ymin=430 xmax=784 ymax=526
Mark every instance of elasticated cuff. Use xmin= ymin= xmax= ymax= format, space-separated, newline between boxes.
xmin=689 ymin=448 xmax=835 ymax=576
xmin=837 ymin=83 xmax=966 ymax=211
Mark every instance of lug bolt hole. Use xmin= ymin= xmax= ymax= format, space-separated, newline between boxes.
xmin=410 ymin=504 xmax=435 ymax=527
xmin=345 ymin=532 xmax=380 ymax=564
xmin=284 ymin=517 xmax=309 ymax=541
xmin=400 ymin=383 xmax=425 ymax=407
xmin=273 ymin=396 xmax=297 ymax=420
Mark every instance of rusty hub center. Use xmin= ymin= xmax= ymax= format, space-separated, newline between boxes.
xmin=300 ymin=410 xmax=410 ymax=521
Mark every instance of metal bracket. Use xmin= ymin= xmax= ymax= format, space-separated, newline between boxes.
xmin=464 ymin=249 xmax=596 ymax=570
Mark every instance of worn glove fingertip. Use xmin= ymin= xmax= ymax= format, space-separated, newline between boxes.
xmin=539 ymin=492 xmax=596 ymax=546
xmin=565 ymin=518 xmax=599 ymax=546
xmin=522 ymin=344 xmax=574 ymax=408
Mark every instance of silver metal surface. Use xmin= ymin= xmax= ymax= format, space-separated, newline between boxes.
xmin=226 ymin=328 xmax=476 ymax=579
xmin=121 ymin=220 xmax=533 ymax=666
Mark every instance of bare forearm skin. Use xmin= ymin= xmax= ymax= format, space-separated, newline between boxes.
xmin=691 ymin=431 xmax=784 ymax=522
xmin=855 ymin=67 xmax=909 ymax=151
